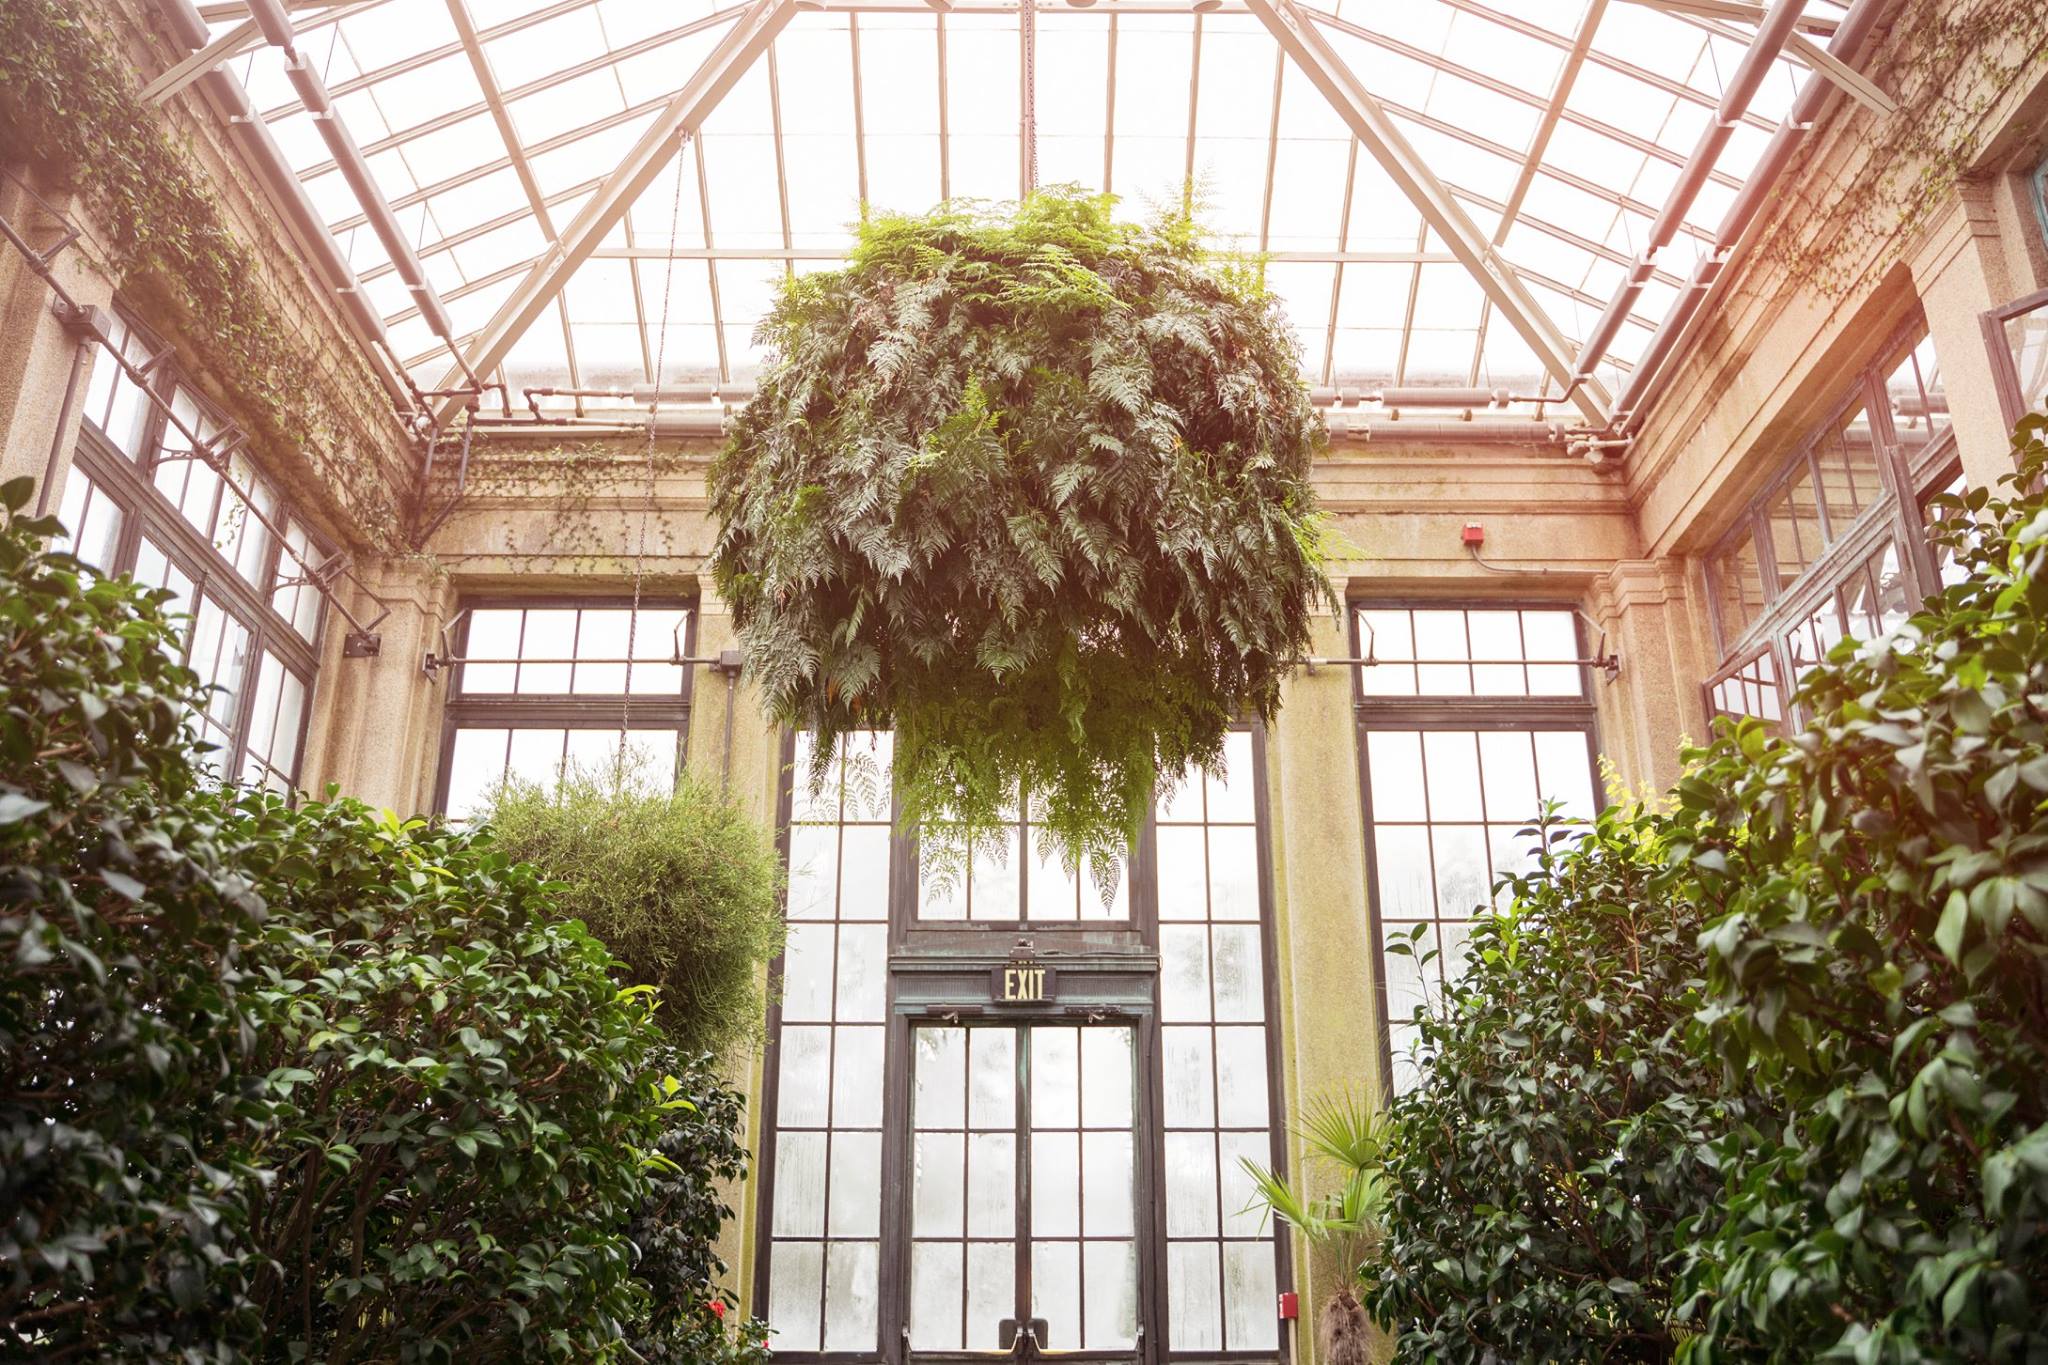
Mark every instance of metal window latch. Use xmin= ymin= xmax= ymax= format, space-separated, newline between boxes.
xmin=998 ymin=1318 xmax=1049 ymax=1360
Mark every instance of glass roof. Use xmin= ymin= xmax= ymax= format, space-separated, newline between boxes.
xmin=206 ymin=0 xmax=1853 ymax=425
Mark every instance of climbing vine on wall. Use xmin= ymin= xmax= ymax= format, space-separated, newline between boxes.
xmin=1756 ymin=0 xmax=2048 ymax=299
xmin=425 ymin=439 xmax=702 ymax=574
xmin=0 ymin=0 xmax=408 ymax=549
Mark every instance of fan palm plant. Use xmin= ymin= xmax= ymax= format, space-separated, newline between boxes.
xmin=1241 ymin=1090 xmax=1390 ymax=1365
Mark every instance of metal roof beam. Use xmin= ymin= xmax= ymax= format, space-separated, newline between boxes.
xmin=1248 ymin=0 xmax=1610 ymax=424
xmin=428 ymin=0 xmax=797 ymax=425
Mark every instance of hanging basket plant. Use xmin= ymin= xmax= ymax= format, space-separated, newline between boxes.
xmin=709 ymin=189 xmax=1334 ymax=869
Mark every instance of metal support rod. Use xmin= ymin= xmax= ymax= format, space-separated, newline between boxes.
xmin=1567 ymin=0 xmax=1805 ymax=386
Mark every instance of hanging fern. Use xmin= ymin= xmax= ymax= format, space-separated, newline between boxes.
xmin=710 ymin=188 xmax=1334 ymax=871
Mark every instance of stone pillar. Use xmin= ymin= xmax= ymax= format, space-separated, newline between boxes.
xmin=1589 ymin=559 xmax=1711 ymax=799
xmin=0 ymin=174 xmax=116 ymax=504
xmin=1265 ymin=592 xmax=1385 ymax=1362
xmin=298 ymin=560 xmax=455 ymax=814
xmin=687 ymin=582 xmax=781 ymax=1321
xmin=1911 ymin=190 xmax=2026 ymax=490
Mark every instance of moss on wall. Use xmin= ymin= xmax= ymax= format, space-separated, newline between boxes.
xmin=0 ymin=0 xmax=411 ymax=550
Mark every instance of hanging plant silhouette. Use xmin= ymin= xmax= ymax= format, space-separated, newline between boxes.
xmin=710 ymin=188 xmax=1334 ymax=875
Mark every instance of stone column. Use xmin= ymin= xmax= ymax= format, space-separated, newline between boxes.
xmin=1589 ymin=559 xmax=1712 ymax=799
xmin=0 ymin=174 xmax=116 ymax=503
xmin=687 ymin=581 xmax=782 ymax=1321
xmin=1265 ymin=590 xmax=1385 ymax=1362
xmin=1911 ymin=189 xmax=2026 ymax=490
xmin=297 ymin=560 xmax=455 ymax=814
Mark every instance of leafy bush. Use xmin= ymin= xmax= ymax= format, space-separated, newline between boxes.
xmin=0 ymin=477 xmax=270 ymax=1357
xmin=709 ymin=188 xmax=1333 ymax=871
xmin=483 ymin=761 xmax=786 ymax=1054
xmin=0 ymin=478 xmax=759 ymax=1362
xmin=1363 ymin=414 xmax=2048 ymax=1364
xmin=1366 ymin=803 xmax=1742 ymax=1363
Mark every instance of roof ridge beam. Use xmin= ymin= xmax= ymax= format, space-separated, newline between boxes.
xmin=1246 ymin=0 xmax=1611 ymax=425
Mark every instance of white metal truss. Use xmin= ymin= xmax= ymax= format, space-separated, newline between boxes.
xmin=426 ymin=0 xmax=800 ymax=424
xmin=1246 ymin=0 xmax=1612 ymax=424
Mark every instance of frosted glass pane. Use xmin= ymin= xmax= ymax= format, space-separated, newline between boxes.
xmin=1156 ymin=825 xmax=1208 ymax=919
xmin=516 ymin=609 xmax=575 ymax=692
xmin=1224 ymin=1240 xmax=1280 ymax=1349
xmin=1160 ymin=925 xmax=1212 ymax=1023
xmin=786 ymin=824 xmax=838 ymax=920
xmin=1218 ymin=1130 xmax=1271 ymax=1237
xmin=965 ymin=1133 xmax=1016 ymax=1237
xmin=833 ymin=1026 xmax=886 ymax=1127
xmin=1031 ymin=1241 xmax=1081 ymax=1353
xmin=461 ymin=609 xmax=520 ymax=692
xmin=834 ymin=923 xmax=887 ymax=1020
xmin=766 ymin=1241 xmax=822 ymax=1351
xmin=969 ymin=827 xmax=1021 ymax=920
xmin=1081 ymin=1131 xmax=1134 ymax=1236
xmin=1422 ymin=731 xmax=1484 ymax=819
xmin=1168 ymin=1240 xmax=1223 ymax=1350
xmin=1031 ymin=1027 xmax=1079 ymax=1129
xmin=829 ymin=1130 xmax=881 ymax=1237
xmin=1164 ymin=1131 xmax=1219 ymax=1237
xmin=909 ymin=1242 xmax=963 ymax=1350
xmin=1163 ymin=1027 xmax=1215 ymax=1128
xmin=1032 ymin=1128 xmax=1080 ymax=1238
xmin=913 ymin=1131 xmax=964 ymax=1236
xmin=1206 ymin=731 xmax=1257 ymax=822
xmin=1085 ymin=1240 xmax=1140 ymax=1349
xmin=1215 ymin=1027 xmax=1270 ymax=1128
xmin=1534 ymin=730 xmax=1597 ymax=817
xmin=1478 ymin=730 xmax=1540 ymax=824
xmin=965 ymin=1243 xmax=1012 ymax=1351
xmin=1367 ymin=730 xmax=1424 ymax=816
xmin=822 ymin=1241 xmax=879 ymax=1352
xmin=771 ymin=1131 xmax=825 ymax=1237
xmin=969 ymin=1027 xmax=1016 ymax=1130
xmin=443 ymin=728 xmax=508 ymax=822
xmin=837 ymin=825 xmax=890 ymax=918
xmin=915 ymin=1027 xmax=967 ymax=1128
xmin=1373 ymin=826 xmax=1435 ymax=920
xmin=1431 ymin=824 xmax=1491 ymax=920
xmin=1208 ymin=826 xmax=1260 ymax=920
xmin=1080 ymin=1027 xmax=1133 ymax=1128
xmin=775 ymin=1025 xmax=830 ymax=1127
xmin=779 ymin=924 xmax=834 ymax=1022
xmin=1211 ymin=924 xmax=1265 ymax=1022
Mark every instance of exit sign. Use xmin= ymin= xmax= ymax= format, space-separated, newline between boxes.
xmin=992 ymin=962 xmax=1056 ymax=1003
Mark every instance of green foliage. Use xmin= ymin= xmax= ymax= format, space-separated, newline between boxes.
xmin=1668 ymin=414 xmax=2048 ymax=1362
xmin=1365 ymin=802 xmax=1741 ymax=1363
xmin=627 ymin=1056 xmax=772 ymax=1365
xmin=0 ymin=480 xmax=755 ymax=1361
xmin=1362 ymin=413 xmax=2048 ymax=1363
xmin=0 ymin=0 xmax=404 ymax=546
xmin=710 ymin=188 xmax=1334 ymax=871
xmin=483 ymin=759 xmax=786 ymax=1055
xmin=1243 ymin=1090 xmax=1392 ymax=1275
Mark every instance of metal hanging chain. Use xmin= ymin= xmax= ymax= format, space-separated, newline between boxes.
xmin=620 ymin=126 xmax=692 ymax=755
xmin=1020 ymin=0 xmax=1038 ymax=193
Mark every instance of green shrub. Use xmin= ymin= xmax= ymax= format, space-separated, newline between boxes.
xmin=1364 ymin=412 xmax=2048 ymax=1363
xmin=709 ymin=188 xmax=1334 ymax=872
xmin=0 ymin=478 xmax=759 ymax=1362
xmin=483 ymin=762 xmax=786 ymax=1054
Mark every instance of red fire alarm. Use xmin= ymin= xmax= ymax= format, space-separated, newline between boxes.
xmin=1461 ymin=522 xmax=1486 ymax=547
xmin=1277 ymin=1291 xmax=1299 ymax=1321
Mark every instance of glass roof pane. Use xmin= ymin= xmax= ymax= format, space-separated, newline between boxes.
xmin=215 ymin=0 xmax=1847 ymax=424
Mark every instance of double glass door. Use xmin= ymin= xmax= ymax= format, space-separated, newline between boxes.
xmin=908 ymin=1023 xmax=1141 ymax=1359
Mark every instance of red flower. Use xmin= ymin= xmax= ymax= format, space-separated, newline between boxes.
xmin=709 ymin=1299 xmax=726 ymax=1320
